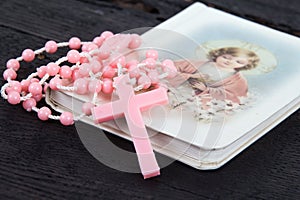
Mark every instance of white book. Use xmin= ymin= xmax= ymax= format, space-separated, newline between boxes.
xmin=46 ymin=2 xmax=300 ymax=170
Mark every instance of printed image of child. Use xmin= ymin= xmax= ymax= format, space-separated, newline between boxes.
xmin=169 ymin=47 xmax=260 ymax=110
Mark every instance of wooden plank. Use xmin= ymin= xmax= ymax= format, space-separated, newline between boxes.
xmin=0 ymin=0 xmax=162 ymax=41
xmin=1 ymin=0 xmax=299 ymax=41
xmin=0 ymin=0 xmax=299 ymax=199
xmin=200 ymin=0 xmax=300 ymax=35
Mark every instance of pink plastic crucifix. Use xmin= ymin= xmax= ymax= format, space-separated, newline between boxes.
xmin=91 ymin=74 xmax=169 ymax=179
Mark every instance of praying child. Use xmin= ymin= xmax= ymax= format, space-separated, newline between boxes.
xmin=171 ymin=47 xmax=260 ymax=105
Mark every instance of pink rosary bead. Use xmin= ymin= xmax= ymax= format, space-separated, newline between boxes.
xmin=93 ymin=36 xmax=105 ymax=47
xmin=3 ymin=68 xmax=17 ymax=80
xmin=67 ymin=50 xmax=81 ymax=63
xmin=138 ymin=75 xmax=152 ymax=89
xmin=69 ymin=37 xmax=81 ymax=49
xmin=9 ymin=81 xmax=22 ymax=93
xmin=49 ymin=76 xmax=62 ymax=90
xmin=128 ymin=34 xmax=142 ymax=49
xmin=8 ymin=81 xmax=22 ymax=93
xmin=74 ymin=78 xmax=88 ymax=94
xmin=60 ymin=65 xmax=72 ymax=79
xmin=162 ymin=59 xmax=177 ymax=78
xmin=102 ymin=66 xmax=116 ymax=78
xmin=37 ymin=66 xmax=47 ymax=78
xmin=60 ymin=112 xmax=74 ymax=126
xmin=82 ymin=102 xmax=94 ymax=115
xmin=20 ymin=80 xmax=30 ymax=92
xmin=80 ymin=57 xmax=89 ymax=64
xmin=33 ymin=94 xmax=43 ymax=102
xmin=110 ymin=55 xmax=126 ymax=68
xmin=91 ymin=59 xmax=102 ymax=73
xmin=45 ymin=40 xmax=58 ymax=54
xmin=162 ymin=59 xmax=175 ymax=68
xmin=71 ymin=69 xmax=81 ymax=81
xmin=30 ymin=78 xmax=40 ymax=83
xmin=38 ymin=107 xmax=51 ymax=121
xmin=126 ymin=59 xmax=139 ymax=69
xmin=22 ymin=49 xmax=35 ymax=62
xmin=7 ymin=91 xmax=21 ymax=105
xmin=144 ymin=58 xmax=156 ymax=69
xmin=147 ymin=70 xmax=160 ymax=84
xmin=87 ymin=43 xmax=98 ymax=52
xmin=146 ymin=50 xmax=158 ymax=60
xmin=128 ymin=64 xmax=141 ymax=78
xmin=46 ymin=62 xmax=60 ymax=76
xmin=6 ymin=59 xmax=20 ymax=71
xmin=81 ymin=43 xmax=90 ymax=52
xmin=101 ymin=78 xmax=113 ymax=94
xmin=100 ymin=31 xmax=114 ymax=40
xmin=88 ymin=79 xmax=102 ymax=93
xmin=79 ymin=63 xmax=92 ymax=77
xmin=28 ymin=82 xmax=42 ymax=96
xmin=22 ymin=98 xmax=36 ymax=112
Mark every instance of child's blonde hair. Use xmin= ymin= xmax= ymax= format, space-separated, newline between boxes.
xmin=208 ymin=47 xmax=260 ymax=71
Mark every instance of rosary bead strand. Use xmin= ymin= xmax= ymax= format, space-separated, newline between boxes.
xmin=1 ymin=38 xmax=94 ymax=125
xmin=1 ymin=32 xmax=177 ymax=126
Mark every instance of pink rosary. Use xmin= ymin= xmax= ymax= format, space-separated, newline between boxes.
xmin=1 ymin=31 xmax=178 ymax=178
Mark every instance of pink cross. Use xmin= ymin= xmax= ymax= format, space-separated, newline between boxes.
xmin=92 ymin=74 xmax=169 ymax=179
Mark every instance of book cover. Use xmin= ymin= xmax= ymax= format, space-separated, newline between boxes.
xmin=46 ymin=2 xmax=300 ymax=169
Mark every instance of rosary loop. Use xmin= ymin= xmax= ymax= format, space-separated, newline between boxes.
xmin=1 ymin=31 xmax=177 ymax=125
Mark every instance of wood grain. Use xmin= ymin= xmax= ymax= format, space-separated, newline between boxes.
xmin=0 ymin=0 xmax=299 ymax=199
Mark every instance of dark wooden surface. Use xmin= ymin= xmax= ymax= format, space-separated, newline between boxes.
xmin=0 ymin=0 xmax=299 ymax=199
